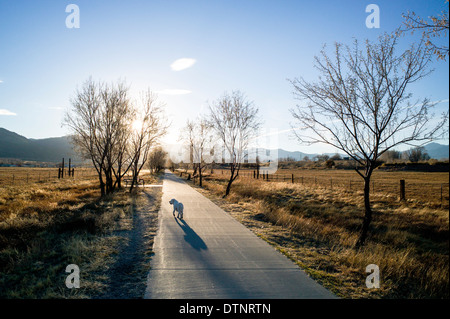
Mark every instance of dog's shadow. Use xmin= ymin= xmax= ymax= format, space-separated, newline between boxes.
xmin=174 ymin=217 xmax=208 ymax=251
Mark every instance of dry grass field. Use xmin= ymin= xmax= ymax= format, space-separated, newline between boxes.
xmin=181 ymin=167 xmax=449 ymax=298
xmin=214 ymin=168 xmax=449 ymax=208
xmin=0 ymin=167 xmax=160 ymax=298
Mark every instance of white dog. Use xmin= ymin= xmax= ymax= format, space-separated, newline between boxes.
xmin=169 ymin=198 xmax=184 ymax=219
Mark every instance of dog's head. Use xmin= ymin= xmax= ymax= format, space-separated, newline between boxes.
xmin=169 ymin=199 xmax=174 ymax=205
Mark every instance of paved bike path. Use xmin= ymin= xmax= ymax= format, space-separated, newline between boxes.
xmin=144 ymin=170 xmax=336 ymax=299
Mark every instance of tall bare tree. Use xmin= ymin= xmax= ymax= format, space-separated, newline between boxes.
xmin=208 ymin=90 xmax=261 ymax=197
xmin=65 ymin=78 xmax=106 ymax=195
xmin=99 ymin=81 xmax=131 ymax=194
xmin=289 ymin=32 xmax=448 ymax=246
xmin=64 ymin=78 xmax=132 ymax=196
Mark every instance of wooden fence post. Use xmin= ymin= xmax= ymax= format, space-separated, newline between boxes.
xmin=400 ymin=180 xmax=406 ymax=201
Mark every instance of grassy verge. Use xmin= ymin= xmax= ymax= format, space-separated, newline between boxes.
xmin=181 ymin=171 xmax=449 ymax=299
xmin=0 ymin=174 xmax=160 ymax=298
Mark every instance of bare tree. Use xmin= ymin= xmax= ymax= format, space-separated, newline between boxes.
xmin=65 ymin=78 xmax=106 ymax=194
xmin=208 ymin=90 xmax=261 ymax=197
xmin=401 ymin=0 xmax=449 ymax=60
xmin=64 ymin=78 xmax=132 ymax=196
xmin=99 ymin=81 xmax=132 ymax=194
xmin=193 ymin=118 xmax=213 ymax=187
xmin=180 ymin=118 xmax=213 ymax=187
xmin=128 ymin=90 xmax=168 ymax=191
xmin=289 ymin=32 xmax=448 ymax=246
xmin=148 ymin=146 xmax=167 ymax=173
xmin=180 ymin=119 xmax=196 ymax=175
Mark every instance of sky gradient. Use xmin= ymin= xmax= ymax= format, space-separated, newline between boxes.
xmin=0 ymin=0 xmax=448 ymax=153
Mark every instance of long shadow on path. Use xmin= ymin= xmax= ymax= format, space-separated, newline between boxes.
xmin=174 ymin=217 xmax=208 ymax=251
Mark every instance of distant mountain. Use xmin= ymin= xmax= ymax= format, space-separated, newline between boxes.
xmin=276 ymin=149 xmax=310 ymax=161
xmin=276 ymin=148 xmax=346 ymax=160
xmin=0 ymin=128 xmax=81 ymax=163
xmin=423 ymin=142 xmax=449 ymax=160
xmin=1 ymin=127 xmax=447 ymax=164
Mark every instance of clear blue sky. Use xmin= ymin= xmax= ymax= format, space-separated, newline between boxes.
xmin=0 ymin=0 xmax=448 ymax=153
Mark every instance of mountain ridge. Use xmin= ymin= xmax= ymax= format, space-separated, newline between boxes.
xmin=0 ymin=127 xmax=448 ymax=163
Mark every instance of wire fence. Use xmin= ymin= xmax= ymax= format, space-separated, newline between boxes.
xmin=0 ymin=167 xmax=98 ymax=186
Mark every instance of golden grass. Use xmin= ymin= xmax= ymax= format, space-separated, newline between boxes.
xmin=215 ymin=168 xmax=449 ymax=208
xmin=0 ymin=171 xmax=135 ymax=298
xmin=186 ymin=170 xmax=449 ymax=298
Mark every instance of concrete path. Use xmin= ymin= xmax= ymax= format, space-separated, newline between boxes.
xmin=144 ymin=170 xmax=336 ymax=299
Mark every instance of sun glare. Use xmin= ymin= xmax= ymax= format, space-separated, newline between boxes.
xmin=132 ymin=119 xmax=143 ymax=132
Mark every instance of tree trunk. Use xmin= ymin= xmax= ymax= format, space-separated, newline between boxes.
xmin=224 ymin=165 xmax=235 ymax=197
xmin=98 ymin=172 xmax=105 ymax=197
xmin=224 ymin=177 xmax=233 ymax=197
xmin=224 ymin=163 xmax=240 ymax=197
xmin=357 ymin=176 xmax=373 ymax=247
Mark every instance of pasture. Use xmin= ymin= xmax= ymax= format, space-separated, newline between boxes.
xmin=213 ymin=167 xmax=449 ymax=208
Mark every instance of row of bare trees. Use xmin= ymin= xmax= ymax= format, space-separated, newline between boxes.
xmin=64 ymin=78 xmax=168 ymax=196
xmin=179 ymin=90 xmax=261 ymax=196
